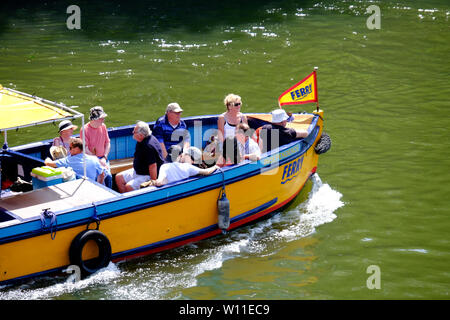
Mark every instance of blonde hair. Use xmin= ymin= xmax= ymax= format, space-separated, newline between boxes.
xmin=223 ymin=93 xmax=242 ymax=111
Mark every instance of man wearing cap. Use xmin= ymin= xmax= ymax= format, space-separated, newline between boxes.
xmin=259 ymin=109 xmax=309 ymax=152
xmin=80 ymin=106 xmax=112 ymax=188
xmin=152 ymin=102 xmax=190 ymax=162
xmin=115 ymin=121 xmax=165 ymax=193
xmin=142 ymin=146 xmax=219 ymax=188
xmin=52 ymin=120 xmax=78 ymax=154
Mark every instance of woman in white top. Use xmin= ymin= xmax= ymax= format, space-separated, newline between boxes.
xmin=217 ymin=93 xmax=248 ymax=142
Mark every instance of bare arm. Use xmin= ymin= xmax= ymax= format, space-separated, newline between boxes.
xmin=97 ymin=171 xmax=105 ymax=184
xmin=159 ymin=142 xmax=168 ymax=159
xmin=44 ymin=157 xmax=57 ymax=168
xmin=216 ymin=155 xmax=226 ymax=168
xmin=152 ymin=176 xmax=167 ymax=187
xmin=217 ymin=115 xmax=225 ymax=142
xmin=183 ymin=140 xmax=190 ymax=153
xmin=198 ymin=165 xmax=219 ymax=175
xmin=104 ymin=141 xmax=111 ymax=159
xmin=295 ymin=130 xmax=308 ymax=138
xmin=243 ymin=153 xmax=260 ymax=161
xmin=80 ymin=130 xmax=95 ymax=156
xmin=148 ymin=163 xmax=158 ymax=180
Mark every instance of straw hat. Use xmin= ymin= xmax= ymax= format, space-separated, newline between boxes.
xmin=50 ymin=146 xmax=68 ymax=160
xmin=58 ymin=120 xmax=78 ymax=133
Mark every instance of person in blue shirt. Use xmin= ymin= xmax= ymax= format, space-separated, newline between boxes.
xmin=152 ymin=102 xmax=190 ymax=162
xmin=45 ymin=137 xmax=105 ymax=184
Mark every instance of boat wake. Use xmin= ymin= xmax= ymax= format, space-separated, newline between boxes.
xmin=0 ymin=174 xmax=343 ymax=300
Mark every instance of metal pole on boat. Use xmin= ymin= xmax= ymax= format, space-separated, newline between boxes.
xmin=0 ymin=130 xmax=5 ymax=199
xmin=314 ymin=66 xmax=319 ymax=113
xmin=2 ymin=130 xmax=7 ymax=150
xmin=81 ymin=115 xmax=87 ymax=179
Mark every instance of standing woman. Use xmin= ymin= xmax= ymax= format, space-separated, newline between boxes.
xmin=80 ymin=106 xmax=112 ymax=188
xmin=217 ymin=93 xmax=248 ymax=142
xmin=80 ymin=106 xmax=110 ymax=166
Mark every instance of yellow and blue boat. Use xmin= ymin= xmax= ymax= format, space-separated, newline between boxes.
xmin=0 ymin=82 xmax=330 ymax=285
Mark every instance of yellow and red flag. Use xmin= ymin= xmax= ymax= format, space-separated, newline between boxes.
xmin=278 ymin=70 xmax=318 ymax=107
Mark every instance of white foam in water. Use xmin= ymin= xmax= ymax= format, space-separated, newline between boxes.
xmin=301 ymin=174 xmax=343 ymax=228
xmin=0 ymin=174 xmax=343 ymax=299
xmin=0 ymin=262 xmax=121 ymax=300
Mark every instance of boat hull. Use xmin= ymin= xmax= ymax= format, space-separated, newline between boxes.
xmin=0 ymin=112 xmax=323 ymax=285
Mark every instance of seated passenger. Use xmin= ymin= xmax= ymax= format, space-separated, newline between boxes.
xmin=52 ymin=120 xmax=78 ymax=154
xmin=115 ymin=121 xmax=165 ymax=193
xmin=152 ymin=102 xmax=190 ymax=162
xmin=202 ymin=135 xmax=221 ymax=167
xmin=45 ymin=138 xmax=105 ymax=184
xmin=235 ymin=123 xmax=261 ymax=161
xmin=259 ymin=109 xmax=308 ymax=152
xmin=142 ymin=147 xmax=219 ymax=188
xmin=216 ymin=136 xmax=242 ymax=167
xmin=217 ymin=93 xmax=248 ymax=142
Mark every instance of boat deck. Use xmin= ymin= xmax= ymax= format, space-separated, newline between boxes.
xmin=0 ymin=179 xmax=118 ymax=224
xmin=249 ymin=113 xmax=315 ymax=131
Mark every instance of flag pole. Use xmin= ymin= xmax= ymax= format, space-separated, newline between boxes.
xmin=314 ymin=66 xmax=319 ymax=112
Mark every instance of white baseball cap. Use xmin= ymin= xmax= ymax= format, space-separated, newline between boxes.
xmin=166 ymin=102 xmax=183 ymax=113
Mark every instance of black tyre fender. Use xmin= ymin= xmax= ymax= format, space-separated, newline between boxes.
xmin=314 ymin=132 xmax=332 ymax=154
xmin=69 ymin=229 xmax=112 ymax=278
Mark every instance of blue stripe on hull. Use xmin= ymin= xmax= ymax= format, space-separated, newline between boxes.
xmin=0 ymin=197 xmax=283 ymax=286
xmin=110 ymin=198 xmax=278 ymax=261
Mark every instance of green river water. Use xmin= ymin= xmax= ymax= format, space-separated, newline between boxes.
xmin=0 ymin=0 xmax=449 ymax=300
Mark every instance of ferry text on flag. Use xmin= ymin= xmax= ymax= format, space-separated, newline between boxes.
xmin=278 ymin=70 xmax=318 ymax=109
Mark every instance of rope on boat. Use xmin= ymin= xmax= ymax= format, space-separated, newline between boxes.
xmin=87 ymin=203 xmax=100 ymax=230
xmin=40 ymin=208 xmax=57 ymax=240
